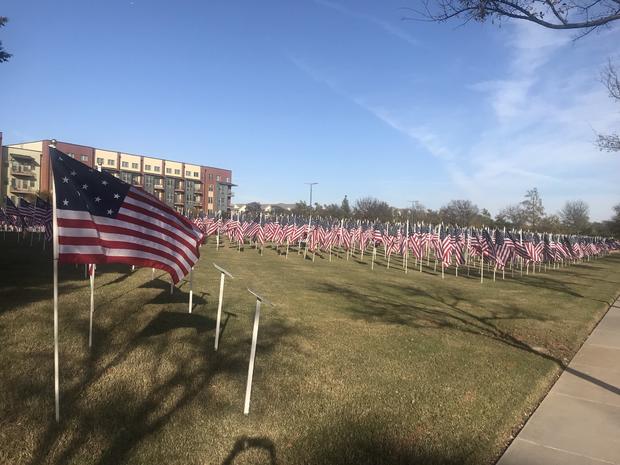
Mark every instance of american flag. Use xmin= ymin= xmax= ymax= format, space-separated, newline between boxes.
xmin=51 ymin=148 xmax=203 ymax=283
xmin=5 ymin=196 xmax=22 ymax=225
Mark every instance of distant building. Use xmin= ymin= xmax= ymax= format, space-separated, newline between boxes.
xmin=232 ymin=203 xmax=295 ymax=214
xmin=1 ymin=136 xmax=234 ymax=215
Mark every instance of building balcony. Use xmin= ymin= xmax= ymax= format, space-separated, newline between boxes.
xmin=10 ymin=185 xmax=37 ymax=193
xmin=154 ymin=184 xmax=164 ymax=190
xmin=174 ymin=199 xmax=184 ymax=205
xmin=11 ymin=167 xmax=37 ymax=177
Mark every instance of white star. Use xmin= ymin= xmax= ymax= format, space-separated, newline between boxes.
xmin=82 ymin=184 xmax=88 ymax=190
xmin=102 ymin=180 xmax=108 ymax=186
xmin=107 ymin=209 xmax=113 ymax=215
xmin=94 ymin=197 xmax=101 ymax=203
xmin=70 ymin=170 xmax=77 ymax=176
xmin=62 ymin=176 xmax=69 ymax=183
xmin=62 ymin=199 xmax=69 ymax=206
xmin=76 ymin=192 xmax=81 ymax=197
xmin=113 ymin=193 xmax=120 ymax=199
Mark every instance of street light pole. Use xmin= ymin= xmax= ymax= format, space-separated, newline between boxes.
xmin=305 ymin=182 xmax=318 ymax=207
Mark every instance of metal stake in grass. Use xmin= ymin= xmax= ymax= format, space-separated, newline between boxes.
xmin=213 ymin=263 xmax=234 ymax=351
xmin=89 ymin=264 xmax=96 ymax=348
xmin=244 ymin=289 xmax=271 ymax=415
xmin=188 ymin=267 xmax=194 ymax=314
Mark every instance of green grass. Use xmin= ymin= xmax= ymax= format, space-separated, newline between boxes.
xmin=1 ymin=233 xmax=619 ymax=465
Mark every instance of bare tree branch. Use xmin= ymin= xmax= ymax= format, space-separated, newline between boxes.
xmin=403 ymin=0 xmax=620 ymax=32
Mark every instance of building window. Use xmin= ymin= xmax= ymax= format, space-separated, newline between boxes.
xmin=67 ymin=153 xmax=75 ymax=159
xmin=107 ymin=159 xmax=115 ymax=166
xmin=81 ymin=155 xmax=88 ymax=162
xmin=174 ymin=169 xmax=180 ymax=175
xmin=208 ymin=185 xmax=213 ymax=192
xmin=154 ymin=166 xmax=160 ymax=172
xmin=166 ymin=168 xmax=172 ymax=174
xmin=194 ymin=171 xmax=199 ymax=177
xmin=208 ymin=174 xmax=213 ymax=180
xmin=226 ymin=177 xmax=230 ymax=182
xmin=30 ymin=180 xmax=35 ymax=187
xmin=145 ymin=164 xmax=151 ymax=171
xmin=96 ymin=157 xmax=104 ymax=165
xmin=122 ymin=161 xmax=129 ymax=168
xmin=216 ymin=175 xmax=220 ymax=181
xmin=185 ymin=170 xmax=191 ymax=176
xmin=132 ymin=163 xmax=139 ymax=169
xmin=208 ymin=197 xmax=213 ymax=204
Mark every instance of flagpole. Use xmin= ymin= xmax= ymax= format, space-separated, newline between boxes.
xmin=188 ymin=267 xmax=193 ymax=313
xmin=51 ymin=143 xmax=60 ymax=422
xmin=89 ymin=264 xmax=95 ymax=348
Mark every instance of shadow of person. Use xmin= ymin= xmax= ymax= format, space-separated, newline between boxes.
xmin=222 ymin=436 xmax=277 ymax=465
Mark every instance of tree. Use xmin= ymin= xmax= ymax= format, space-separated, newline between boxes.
xmin=405 ymin=0 xmax=620 ymax=33
xmin=521 ymin=188 xmax=545 ymax=229
xmin=539 ymin=214 xmax=563 ymax=233
xmin=0 ymin=17 xmax=11 ymax=63
xmin=245 ymin=202 xmax=262 ymax=214
xmin=439 ymin=199 xmax=479 ymax=226
xmin=341 ymin=195 xmax=351 ymax=217
xmin=496 ymin=204 xmax=526 ymax=229
xmin=606 ymin=203 xmax=620 ymax=237
xmin=559 ymin=200 xmax=590 ymax=233
xmin=597 ymin=60 xmax=620 ymax=152
xmin=353 ymin=197 xmax=393 ymax=222
xmin=291 ymin=201 xmax=312 ymax=217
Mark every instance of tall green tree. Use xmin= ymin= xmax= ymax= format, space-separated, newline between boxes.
xmin=521 ymin=188 xmax=545 ymax=229
xmin=341 ymin=195 xmax=351 ymax=217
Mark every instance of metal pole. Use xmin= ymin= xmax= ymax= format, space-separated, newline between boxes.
xmin=215 ymin=272 xmax=225 ymax=351
xmin=89 ymin=264 xmax=95 ymax=348
xmin=244 ymin=298 xmax=261 ymax=415
xmin=188 ymin=267 xmax=193 ymax=313
xmin=51 ymin=144 xmax=60 ymax=422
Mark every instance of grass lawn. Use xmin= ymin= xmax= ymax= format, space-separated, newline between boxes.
xmin=1 ymin=233 xmax=619 ymax=465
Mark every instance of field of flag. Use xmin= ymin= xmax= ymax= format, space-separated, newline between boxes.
xmin=1 ymin=147 xmax=620 ymax=465
xmin=1 ymin=236 xmax=620 ymax=465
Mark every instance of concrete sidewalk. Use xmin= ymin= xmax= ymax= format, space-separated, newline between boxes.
xmin=497 ymin=297 xmax=620 ymax=465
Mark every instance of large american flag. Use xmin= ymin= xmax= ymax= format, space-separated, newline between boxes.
xmin=51 ymin=148 xmax=203 ymax=283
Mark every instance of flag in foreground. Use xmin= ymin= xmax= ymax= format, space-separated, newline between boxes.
xmin=51 ymin=148 xmax=203 ymax=283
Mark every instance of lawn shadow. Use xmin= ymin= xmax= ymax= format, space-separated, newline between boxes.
xmin=222 ymin=436 xmax=277 ymax=465
xmin=23 ymin=298 xmax=299 ymax=465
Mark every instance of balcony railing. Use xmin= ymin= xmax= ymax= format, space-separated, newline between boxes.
xmin=154 ymin=184 xmax=164 ymax=190
xmin=10 ymin=185 xmax=37 ymax=193
xmin=11 ymin=167 xmax=37 ymax=177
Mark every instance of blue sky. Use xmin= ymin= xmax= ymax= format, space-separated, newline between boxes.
xmin=1 ymin=0 xmax=619 ymax=220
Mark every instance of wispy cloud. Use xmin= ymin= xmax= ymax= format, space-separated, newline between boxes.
xmin=288 ymin=21 xmax=620 ymax=220
xmin=313 ymin=0 xmax=419 ymax=47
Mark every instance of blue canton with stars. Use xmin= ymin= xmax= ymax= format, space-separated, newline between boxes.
xmin=51 ymin=148 xmax=131 ymax=217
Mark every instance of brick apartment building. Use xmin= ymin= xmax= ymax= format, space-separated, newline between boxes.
xmin=0 ymin=135 xmax=233 ymax=216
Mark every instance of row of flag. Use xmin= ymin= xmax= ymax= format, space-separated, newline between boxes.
xmin=1 ymin=195 xmax=52 ymax=239
xmin=191 ymin=216 xmax=620 ymax=272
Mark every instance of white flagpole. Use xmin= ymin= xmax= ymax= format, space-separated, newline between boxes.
xmin=244 ymin=298 xmax=261 ymax=415
xmin=89 ymin=264 xmax=96 ymax=348
xmin=215 ymin=272 xmax=225 ymax=350
xmin=188 ymin=267 xmax=193 ymax=313
xmin=51 ymin=144 xmax=60 ymax=422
